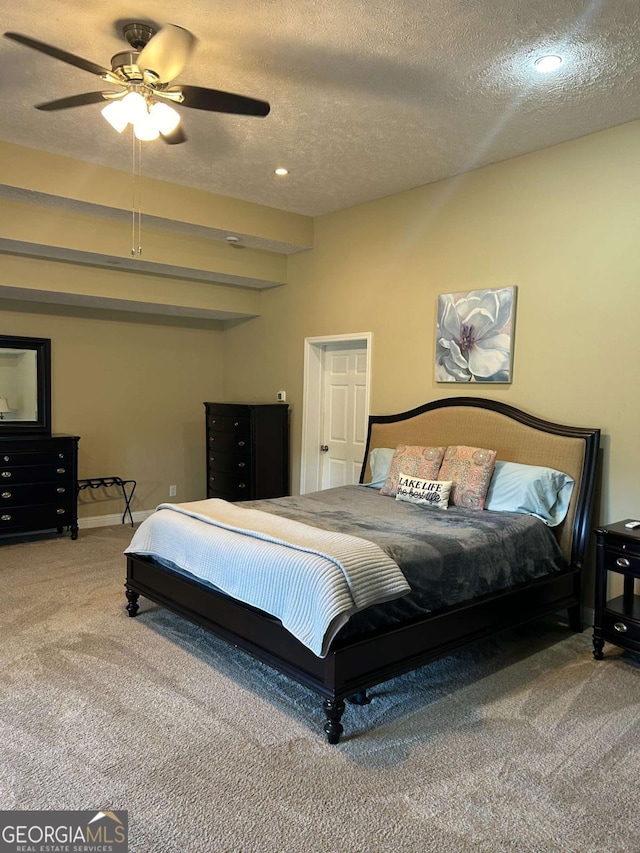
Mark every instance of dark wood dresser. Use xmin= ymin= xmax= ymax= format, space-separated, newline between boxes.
xmin=0 ymin=434 xmax=80 ymax=539
xmin=205 ymin=402 xmax=289 ymax=501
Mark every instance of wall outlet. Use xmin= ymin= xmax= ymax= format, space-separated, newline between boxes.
xmin=169 ymin=485 xmax=177 ymax=497
xmin=277 ymin=390 xmax=286 ymax=402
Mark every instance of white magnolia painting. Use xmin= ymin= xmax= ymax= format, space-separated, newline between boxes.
xmin=435 ymin=287 xmax=516 ymax=383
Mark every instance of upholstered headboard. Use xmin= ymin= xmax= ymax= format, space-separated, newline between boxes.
xmin=360 ymin=397 xmax=600 ymax=566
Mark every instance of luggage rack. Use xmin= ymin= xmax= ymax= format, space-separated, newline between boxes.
xmin=77 ymin=477 xmax=137 ymax=527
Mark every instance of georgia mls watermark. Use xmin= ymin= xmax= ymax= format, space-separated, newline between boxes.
xmin=0 ymin=810 xmax=128 ymax=853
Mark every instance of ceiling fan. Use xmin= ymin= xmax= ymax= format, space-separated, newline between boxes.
xmin=3 ymin=23 xmax=270 ymax=144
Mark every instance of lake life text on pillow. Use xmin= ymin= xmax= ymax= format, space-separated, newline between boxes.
xmin=395 ymin=474 xmax=452 ymax=509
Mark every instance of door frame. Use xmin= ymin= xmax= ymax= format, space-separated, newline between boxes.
xmin=300 ymin=332 xmax=373 ymax=494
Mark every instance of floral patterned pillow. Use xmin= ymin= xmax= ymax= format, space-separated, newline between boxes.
xmin=380 ymin=445 xmax=446 ymax=496
xmin=438 ymin=446 xmax=497 ymax=509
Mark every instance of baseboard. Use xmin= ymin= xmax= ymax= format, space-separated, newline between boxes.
xmin=78 ymin=509 xmax=155 ymax=529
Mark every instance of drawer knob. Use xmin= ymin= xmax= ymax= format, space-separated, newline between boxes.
xmin=238 ymin=462 xmax=246 ymax=468
xmin=56 ymin=508 xmax=66 ymax=515
xmin=238 ymin=441 xmax=246 ymax=447
xmin=616 ymin=557 xmax=631 ymax=568
xmin=2 ymin=455 xmax=9 ymax=462
xmin=1 ymin=491 xmax=11 ymax=499
xmin=238 ymin=483 xmax=246 ymax=489
xmin=614 ymin=622 xmax=628 ymax=633
xmin=234 ymin=421 xmax=239 ymax=426
xmin=56 ymin=468 xmax=66 ymax=474
xmin=1 ymin=514 xmax=11 ymax=522
xmin=56 ymin=487 xmax=66 ymax=494
xmin=58 ymin=453 xmax=65 ymax=459
xmin=211 ymin=419 xmax=216 ymax=424
xmin=1 ymin=471 xmax=11 ymax=478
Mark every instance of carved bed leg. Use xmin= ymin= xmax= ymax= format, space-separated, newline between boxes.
xmin=593 ymin=633 xmax=605 ymax=660
xmin=567 ymin=603 xmax=583 ymax=633
xmin=323 ymin=698 xmax=345 ymax=744
xmin=125 ymin=588 xmax=140 ymax=617
xmin=347 ymin=690 xmax=371 ymax=705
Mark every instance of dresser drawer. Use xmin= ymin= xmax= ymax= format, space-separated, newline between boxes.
xmin=603 ymin=545 xmax=640 ymax=576
xmin=208 ymin=452 xmax=252 ymax=476
xmin=208 ymin=488 xmax=252 ymax=502
xmin=0 ymin=503 xmax=72 ymax=531
xmin=208 ymin=432 xmax=251 ymax=453
xmin=0 ymin=448 xmax=73 ymax=466
xmin=0 ymin=481 xmax=74 ymax=506
xmin=601 ymin=608 xmax=640 ymax=646
xmin=207 ymin=414 xmax=250 ymax=434
xmin=0 ymin=463 xmax=72 ymax=485
xmin=208 ymin=470 xmax=251 ymax=499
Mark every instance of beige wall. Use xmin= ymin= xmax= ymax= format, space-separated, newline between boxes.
xmin=0 ymin=302 xmax=225 ymax=519
xmin=2 ymin=120 xmax=639 ymax=566
xmin=224 ymin=120 xmax=640 ymax=535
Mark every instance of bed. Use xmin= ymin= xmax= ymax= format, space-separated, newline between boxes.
xmin=124 ymin=397 xmax=600 ymax=743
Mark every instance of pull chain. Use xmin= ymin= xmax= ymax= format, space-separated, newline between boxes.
xmin=131 ymin=130 xmax=142 ymax=257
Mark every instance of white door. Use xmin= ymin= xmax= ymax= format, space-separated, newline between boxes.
xmin=320 ymin=344 xmax=368 ymax=488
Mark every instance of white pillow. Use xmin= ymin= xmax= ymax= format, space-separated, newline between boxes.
xmin=395 ymin=474 xmax=452 ymax=509
xmin=484 ymin=461 xmax=575 ymax=526
xmin=365 ymin=447 xmax=395 ymax=488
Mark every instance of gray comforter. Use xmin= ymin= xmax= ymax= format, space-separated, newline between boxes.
xmin=242 ymin=485 xmax=567 ymax=642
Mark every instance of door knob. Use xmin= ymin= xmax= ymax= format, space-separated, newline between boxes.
xmin=320 ymin=445 xmax=329 ymax=452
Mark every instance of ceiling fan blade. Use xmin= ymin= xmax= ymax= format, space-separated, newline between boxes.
xmin=178 ymin=85 xmax=270 ymax=117
xmin=161 ymin=125 xmax=187 ymax=145
xmin=35 ymin=91 xmax=109 ymax=111
xmin=137 ymin=24 xmax=196 ymax=84
xmin=4 ymin=31 xmax=112 ymax=78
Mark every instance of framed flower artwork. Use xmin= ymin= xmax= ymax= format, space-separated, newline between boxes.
xmin=435 ymin=286 xmax=516 ymax=383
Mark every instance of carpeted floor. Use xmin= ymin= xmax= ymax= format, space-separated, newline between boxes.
xmin=1 ymin=524 xmax=639 ymax=853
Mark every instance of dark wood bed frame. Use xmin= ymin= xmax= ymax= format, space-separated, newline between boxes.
xmin=125 ymin=397 xmax=600 ymax=743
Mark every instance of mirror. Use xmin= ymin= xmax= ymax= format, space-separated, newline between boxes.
xmin=0 ymin=335 xmax=51 ymax=434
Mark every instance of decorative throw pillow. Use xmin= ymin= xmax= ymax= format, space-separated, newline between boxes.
xmin=438 ymin=445 xmax=497 ymax=509
xmin=396 ymin=474 xmax=452 ymax=509
xmin=380 ymin=445 xmax=446 ymax=496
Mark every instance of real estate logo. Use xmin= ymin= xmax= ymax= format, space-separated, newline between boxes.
xmin=0 ymin=810 xmax=128 ymax=853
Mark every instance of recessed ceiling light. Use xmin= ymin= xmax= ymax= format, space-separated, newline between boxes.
xmin=274 ymin=167 xmax=289 ymax=176
xmin=534 ymin=54 xmax=563 ymax=73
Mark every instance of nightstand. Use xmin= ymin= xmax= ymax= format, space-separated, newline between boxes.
xmin=593 ymin=520 xmax=640 ymax=659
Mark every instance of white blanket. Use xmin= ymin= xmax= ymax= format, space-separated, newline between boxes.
xmin=125 ymin=498 xmax=410 ymax=657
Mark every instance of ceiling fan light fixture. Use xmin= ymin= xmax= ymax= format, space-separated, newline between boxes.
xmin=101 ymin=100 xmax=129 ymax=133
xmin=7 ymin=22 xmax=271 ymax=151
xmin=121 ymin=90 xmax=148 ymax=123
xmin=133 ymin=112 xmax=160 ymax=141
xmin=149 ymin=101 xmax=181 ymax=135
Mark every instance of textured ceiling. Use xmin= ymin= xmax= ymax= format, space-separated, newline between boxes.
xmin=1 ymin=0 xmax=639 ymax=217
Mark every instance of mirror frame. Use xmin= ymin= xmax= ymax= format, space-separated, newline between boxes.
xmin=0 ymin=335 xmax=52 ymax=435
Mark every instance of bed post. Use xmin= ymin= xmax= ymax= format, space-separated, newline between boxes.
xmin=322 ymin=698 xmax=345 ymax=744
xmin=125 ymin=587 xmax=140 ymax=617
